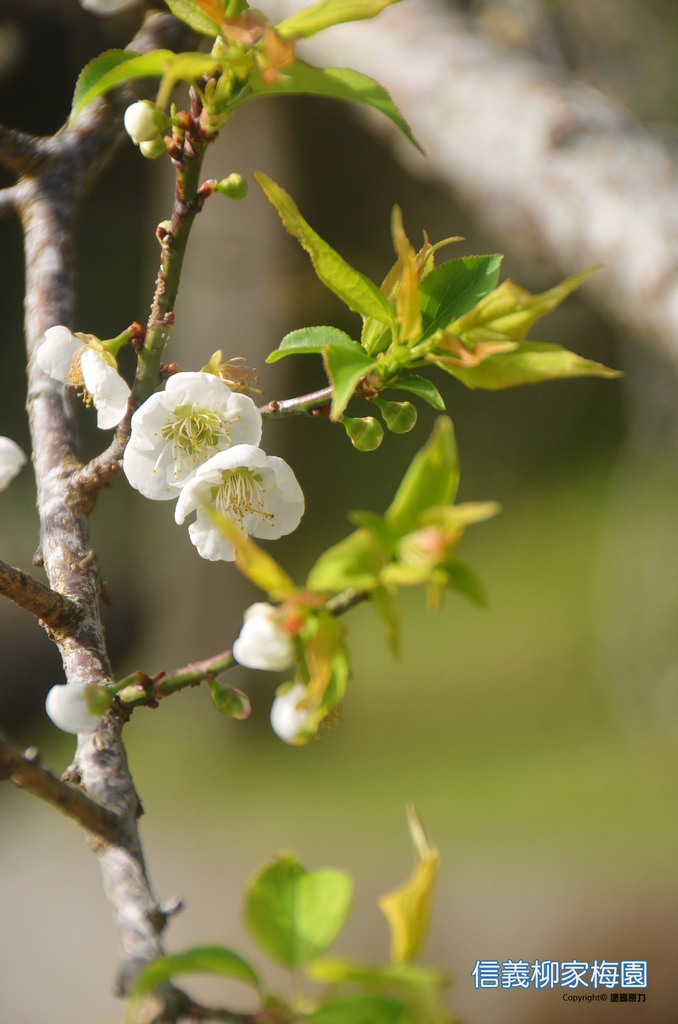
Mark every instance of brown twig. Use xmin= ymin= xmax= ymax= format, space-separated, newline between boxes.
xmin=0 ymin=728 xmax=122 ymax=837
xmin=0 ymin=558 xmax=83 ymax=631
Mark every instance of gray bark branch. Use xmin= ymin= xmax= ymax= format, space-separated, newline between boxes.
xmin=0 ymin=557 xmax=83 ymax=630
xmin=13 ymin=11 xmax=195 ymax=1018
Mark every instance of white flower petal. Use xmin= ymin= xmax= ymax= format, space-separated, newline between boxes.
xmin=81 ymin=348 xmax=131 ymax=429
xmin=270 ymin=683 xmax=313 ymax=744
xmin=79 ymin=0 xmax=140 ymax=14
xmin=233 ymin=602 xmax=296 ymax=671
xmin=174 ymin=445 xmax=304 ymax=562
xmin=45 ymin=683 xmax=103 ymax=734
xmin=124 ymin=372 xmax=262 ymax=500
xmin=36 ymin=326 xmax=81 ymax=382
xmin=0 ymin=437 xmax=26 ymax=491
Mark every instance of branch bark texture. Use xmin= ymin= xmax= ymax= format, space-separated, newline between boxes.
xmin=266 ymin=0 xmax=678 ymax=362
xmin=9 ymin=11 xmax=196 ymax=1017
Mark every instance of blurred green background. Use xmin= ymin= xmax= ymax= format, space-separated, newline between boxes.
xmin=1 ymin=2 xmax=677 ymax=1023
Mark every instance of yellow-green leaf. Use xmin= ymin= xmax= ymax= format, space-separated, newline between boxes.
xmin=439 ymin=340 xmax=622 ymax=390
xmin=204 ymin=508 xmax=297 ymax=598
xmin=391 ymin=206 xmax=422 ymax=342
xmin=378 ymin=806 xmax=440 ymax=965
xmin=254 ymin=173 xmax=396 ymax=325
xmin=277 ymin=0 xmax=400 ymax=39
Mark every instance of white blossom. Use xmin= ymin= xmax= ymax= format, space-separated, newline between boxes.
xmin=124 ymin=101 xmax=170 ymax=145
xmin=270 ymin=683 xmax=313 ymax=744
xmin=79 ymin=0 xmax=140 ymax=15
xmin=45 ymin=682 xmax=111 ymax=735
xmin=175 ymin=445 xmax=304 ymax=561
xmin=233 ymin=602 xmax=296 ymax=671
xmin=123 ymin=372 xmax=262 ymax=500
xmin=0 ymin=437 xmax=26 ymax=491
xmin=36 ymin=326 xmax=131 ymax=430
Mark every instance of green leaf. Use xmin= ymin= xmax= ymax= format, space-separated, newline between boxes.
xmin=419 ymin=255 xmax=503 ymax=341
xmin=208 ymin=678 xmax=250 ymax=719
xmin=244 ymin=855 xmax=353 ymax=967
xmin=444 ymin=559 xmax=487 ymax=606
xmin=71 ymin=49 xmax=140 ymax=118
xmin=323 ymin=340 xmax=378 ymax=420
xmin=71 ymin=49 xmax=219 ymax=118
xmin=307 ymin=995 xmax=407 ymax=1024
xmin=385 ymin=374 xmax=445 ymax=411
xmin=371 ymin=583 xmax=402 ymax=658
xmin=129 ymin=945 xmax=259 ymax=999
xmin=440 ymin=341 xmax=622 ymax=390
xmin=347 ymin=510 xmax=395 ymax=553
xmin=203 ymin=508 xmax=297 ymax=599
xmin=310 ymin=957 xmax=450 ymax=990
xmin=245 ymin=59 xmax=421 ymax=151
xmin=308 ymin=527 xmax=388 ymax=592
xmin=385 ymin=417 xmax=459 ymax=537
xmin=452 ymin=267 xmax=599 ymax=342
xmin=267 ymin=326 xmax=356 ymax=363
xmin=165 ymin=0 xmax=221 ymax=34
xmin=277 ymin=0 xmax=399 ymax=39
xmin=254 ymin=173 xmax=396 ymax=326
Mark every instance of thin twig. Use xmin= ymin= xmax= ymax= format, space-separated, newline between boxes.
xmin=259 ymin=385 xmax=333 ymax=420
xmin=0 ymin=558 xmax=83 ymax=631
xmin=117 ymin=648 xmax=236 ymax=707
xmin=0 ymin=728 xmax=122 ymax=837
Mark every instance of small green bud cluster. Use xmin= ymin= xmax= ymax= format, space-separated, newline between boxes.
xmin=216 ymin=173 xmax=248 ymax=200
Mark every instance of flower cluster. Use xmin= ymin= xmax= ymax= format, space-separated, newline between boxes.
xmin=124 ymin=371 xmax=304 ymax=561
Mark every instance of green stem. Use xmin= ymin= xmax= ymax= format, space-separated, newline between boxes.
xmin=117 ymin=648 xmax=235 ymax=708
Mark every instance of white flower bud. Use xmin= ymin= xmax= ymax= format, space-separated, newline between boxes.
xmin=270 ymin=683 xmax=313 ymax=744
xmin=233 ymin=603 xmax=296 ymax=672
xmin=80 ymin=0 xmax=140 ymax=14
xmin=45 ymin=683 xmax=112 ymax=735
xmin=0 ymin=437 xmax=26 ymax=491
xmin=139 ymin=137 xmax=168 ymax=160
xmin=124 ymin=100 xmax=169 ymax=145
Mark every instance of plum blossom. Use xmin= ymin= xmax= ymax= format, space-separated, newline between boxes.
xmin=45 ymin=682 xmax=112 ymax=735
xmin=123 ymin=372 xmax=262 ymax=499
xmin=0 ymin=437 xmax=26 ymax=491
xmin=175 ymin=445 xmax=304 ymax=561
xmin=270 ymin=682 xmax=313 ymax=744
xmin=36 ymin=326 xmax=130 ymax=429
xmin=233 ymin=602 xmax=296 ymax=671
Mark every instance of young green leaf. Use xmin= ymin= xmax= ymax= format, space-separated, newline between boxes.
xmin=165 ymin=0 xmax=222 ymax=35
xmin=277 ymin=0 xmax=399 ymax=40
xmin=444 ymin=559 xmax=487 ymax=606
xmin=440 ymin=341 xmax=622 ymax=390
xmin=71 ymin=50 xmax=219 ymax=119
xmin=203 ymin=508 xmax=297 ymax=599
xmin=267 ymin=326 xmax=357 ymax=363
xmin=71 ymin=50 xmax=141 ymax=119
xmin=452 ymin=267 xmax=599 ymax=342
xmin=391 ymin=206 xmax=422 ymax=341
xmin=323 ymin=340 xmax=378 ymax=420
xmin=385 ymin=417 xmax=459 ymax=537
xmin=371 ymin=582 xmax=402 ymax=658
xmin=244 ymin=59 xmax=421 ymax=152
xmin=244 ymin=855 xmax=353 ymax=967
xmin=128 ymin=946 xmax=260 ymax=999
xmin=307 ymin=995 xmax=407 ymax=1024
xmin=419 ymin=254 xmax=503 ymax=341
xmin=208 ymin=678 xmax=251 ymax=719
xmin=307 ymin=527 xmax=388 ymax=592
xmin=385 ymin=374 xmax=446 ymax=411
xmin=254 ymin=173 xmax=396 ymax=326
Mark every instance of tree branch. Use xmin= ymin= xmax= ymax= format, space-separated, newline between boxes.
xmin=263 ymin=0 xmax=678 ymax=363
xmin=0 ymin=728 xmax=122 ymax=837
xmin=259 ymin=385 xmax=333 ymax=420
xmin=13 ymin=10 xmax=198 ymax=1018
xmin=0 ymin=558 xmax=83 ymax=631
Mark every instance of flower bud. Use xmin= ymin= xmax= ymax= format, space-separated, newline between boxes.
xmin=233 ymin=602 xmax=296 ymax=671
xmin=270 ymin=682 xmax=313 ymax=744
xmin=216 ymin=173 xmax=248 ymax=200
xmin=342 ymin=415 xmax=384 ymax=452
xmin=0 ymin=437 xmax=26 ymax=492
xmin=45 ymin=682 xmax=113 ymax=734
xmin=80 ymin=0 xmax=140 ymax=13
xmin=373 ymin=397 xmax=417 ymax=433
xmin=139 ymin=137 xmax=168 ymax=160
xmin=123 ymin=100 xmax=169 ymax=144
